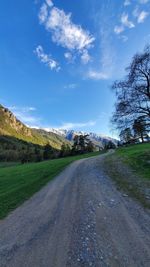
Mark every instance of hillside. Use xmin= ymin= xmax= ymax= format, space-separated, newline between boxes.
xmin=0 ymin=104 xmax=70 ymax=150
xmin=32 ymin=128 xmax=71 ymax=149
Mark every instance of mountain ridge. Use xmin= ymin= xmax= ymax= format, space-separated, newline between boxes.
xmin=0 ymin=104 xmax=70 ymax=150
xmin=38 ymin=128 xmax=118 ymax=148
xmin=0 ymin=104 xmax=117 ymax=151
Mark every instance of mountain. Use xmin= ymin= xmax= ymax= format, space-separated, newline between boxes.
xmin=0 ymin=104 xmax=70 ymax=150
xmin=0 ymin=104 xmax=117 ymax=162
xmin=45 ymin=129 xmax=118 ymax=148
xmin=32 ymin=128 xmax=71 ymax=149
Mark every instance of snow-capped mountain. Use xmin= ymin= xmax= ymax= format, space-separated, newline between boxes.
xmin=43 ymin=128 xmax=118 ymax=148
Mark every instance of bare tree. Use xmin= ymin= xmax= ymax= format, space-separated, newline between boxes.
xmin=119 ymin=128 xmax=133 ymax=144
xmin=133 ymin=116 xmax=148 ymax=143
xmin=112 ymin=45 xmax=150 ymax=133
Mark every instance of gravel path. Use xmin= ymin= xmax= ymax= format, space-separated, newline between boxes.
xmin=0 ymin=152 xmax=150 ymax=267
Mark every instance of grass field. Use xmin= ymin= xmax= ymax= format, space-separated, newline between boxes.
xmin=0 ymin=162 xmax=21 ymax=168
xmin=116 ymin=143 xmax=150 ymax=180
xmin=104 ymin=143 xmax=150 ymax=208
xmin=0 ymin=151 xmax=102 ymax=219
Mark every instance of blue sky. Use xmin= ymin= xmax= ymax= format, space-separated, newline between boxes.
xmin=0 ymin=0 xmax=150 ymax=137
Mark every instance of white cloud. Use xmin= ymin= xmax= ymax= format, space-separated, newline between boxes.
xmin=9 ymin=106 xmax=36 ymax=112
xmin=133 ymin=6 xmax=140 ymax=17
xmin=114 ymin=14 xmax=134 ymax=39
xmin=81 ymin=50 xmax=91 ymax=64
xmin=60 ymin=120 xmax=96 ymax=130
xmin=45 ymin=0 xmax=53 ymax=7
xmin=99 ymin=18 xmax=116 ymax=79
xmin=38 ymin=120 xmax=96 ymax=131
xmin=137 ymin=11 xmax=149 ymax=23
xmin=64 ymin=83 xmax=77 ymax=89
xmin=124 ymin=0 xmax=131 ymax=6
xmin=64 ymin=52 xmax=75 ymax=62
xmin=45 ymin=7 xmax=95 ymax=50
xmin=8 ymin=106 xmax=40 ymax=125
xmin=89 ymin=9 xmax=116 ymax=81
xmin=64 ymin=52 xmax=72 ymax=60
xmin=39 ymin=1 xmax=53 ymax=24
xmin=39 ymin=3 xmax=48 ymax=24
xmin=87 ymin=70 xmax=109 ymax=80
xmin=39 ymin=5 xmax=95 ymax=63
xmin=139 ymin=0 xmax=149 ymax=3
xmin=28 ymin=107 xmax=36 ymax=111
xmin=133 ymin=6 xmax=149 ymax=23
xmin=34 ymin=45 xmax=60 ymax=71
xmin=121 ymin=13 xmax=135 ymax=28
xmin=114 ymin=5 xmax=148 ymax=42
xmin=16 ymin=114 xmax=38 ymax=124
xmin=114 ymin=25 xmax=124 ymax=34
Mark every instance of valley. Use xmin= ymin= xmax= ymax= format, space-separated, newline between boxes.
xmin=1 ymin=0 xmax=150 ymax=266
xmin=0 ymin=104 xmax=116 ymax=162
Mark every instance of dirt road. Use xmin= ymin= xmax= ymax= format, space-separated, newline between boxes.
xmin=0 ymin=153 xmax=150 ymax=267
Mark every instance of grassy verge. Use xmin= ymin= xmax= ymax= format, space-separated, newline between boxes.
xmin=116 ymin=143 xmax=150 ymax=180
xmin=0 ymin=151 xmax=102 ymax=219
xmin=104 ymin=143 xmax=150 ymax=208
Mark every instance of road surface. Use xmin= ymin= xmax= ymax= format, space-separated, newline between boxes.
xmin=0 ymin=152 xmax=150 ymax=267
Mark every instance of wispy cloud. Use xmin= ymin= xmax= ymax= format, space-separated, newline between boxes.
xmin=86 ymin=70 xmax=108 ymax=80
xmin=114 ymin=13 xmax=134 ymax=38
xmin=81 ymin=50 xmax=91 ymax=64
xmin=114 ymin=25 xmax=124 ymax=34
xmin=45 ymin=7 xmax=94 ymax=50
xmin=8 ymin=106 xmax=40 ymax=125
xmin=98 ymin=21 xmax=116 ymax=79
xmin=121 ymin=13 xmax=135 ymax=28
xmin=64 ymin=52 xmax=74 ymax=62
xmin=124 ymin=0 xmax=131 ymax=6
xmin=45 ymin=0 xmax=53 ymax=7
xmin=64 ymin=83 xmax=77 ymax=89
xmin=133 ymin=7 xmax=149 ymax=23
xmin=39 ymin=3 xmax=48 ymax=24
xmin=115 ymin=0 xmax=149 ymax=38
xmin=40 ymin=120 xmax=96 ymax=131
xmin=139 ymin=0 xmax=149 ymax=4
xmin=87 ymin=2 xmax=116 ymax=81
xmin=137 ymin=10 xmax=149 ymax=22
xmin=38 ymin=0 xmax=53 ymax=24
xmin=59 ymin=120 xmax=96 ymax=130
xmin=38 ymin=1 xmax=95 ymax=64
xmin=34 ymin=45 xmax=60 ymax=71
xmin=9 ymin=106 xmax=36 ymax=112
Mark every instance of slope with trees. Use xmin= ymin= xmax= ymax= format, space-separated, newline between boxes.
xmin=0 ymin=104 xmax=71 ymax=162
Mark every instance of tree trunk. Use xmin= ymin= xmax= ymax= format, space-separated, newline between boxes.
xmin=141 ymin=133 xmax=144 ymax=143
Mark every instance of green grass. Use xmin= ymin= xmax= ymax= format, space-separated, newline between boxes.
xmin=0 ymin=162 xmax=21 ymax=168
xmin=0 ymin=151 xmax=102 ymax=219
xmin=104 ymin=143 xmax=150 ymax=208
xmin=116 ymin=143 xmax=150 ymax=180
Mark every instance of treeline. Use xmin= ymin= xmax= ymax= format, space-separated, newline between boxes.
xmin=112 ymin=44 xmax=150 ymax=145
xmin=0 ymin=136 xmax=46 ymax=163
xmin=59 ymin=134 xmax=100 ymax=157
xmin=0 ymin=134 xmax=104 ymax=163
xmin=60 ymin=135 xmax=116 ymax=156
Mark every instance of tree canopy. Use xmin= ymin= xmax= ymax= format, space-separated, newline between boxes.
xmin=112 ymin=45 xmax=150 ymax=142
